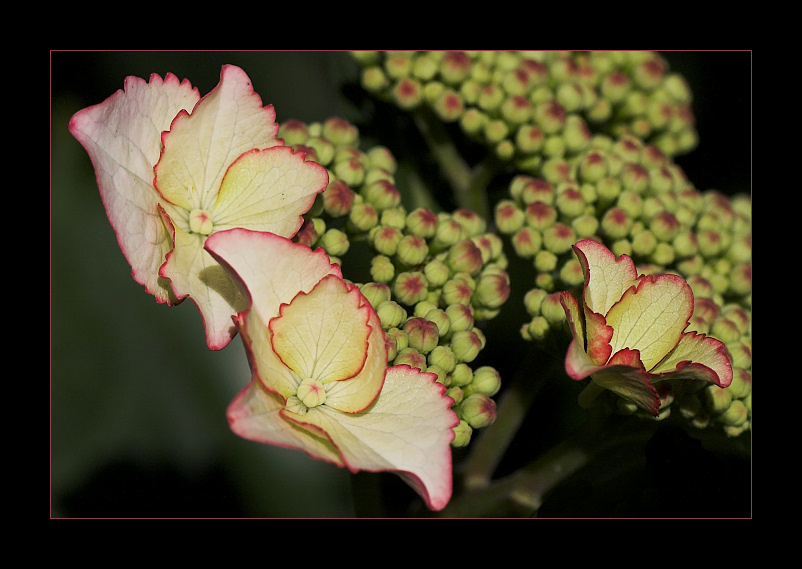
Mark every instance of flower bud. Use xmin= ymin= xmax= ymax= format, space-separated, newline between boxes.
xmin=406 ymin=207 xmax=439 ymax=238
xmin=447 ymin=239 xmax=484 ymax=275
xmin=555 ymin=187 xmax=586 ymax=219
xmin=525 ymin=202 xmax=558 ymax=231
xmin=717 ymin=399 xmax=748 ymax=427
xmin=440 ymin=51 xmax=472 ymax=85
xmin=386 ymin=326 xmax=409 ymax=353
xmin=558 ymin=258 xmax=585 ymax=287
xmin=393 ymin=271 xmax=429 ymax=306
xmin=524 ymin=315 xmax=550 ymax=340
xmin=430 ymin=217 xmax=465 ymax=252
xmin=649 ymin=242 xmax=675 ymax=266
xmin=601 ymin=207 xmax=633 ymax=240
xmin=333 ymin=157 xmax=365 ymax=187
xmin=451 ymin=420 xmax=473 ymax=448
xmin=542 ymin=223 xmax=576 ymax=255
xmin=703 ymin=385 xmax=732 ymax=415
xmin=361 ymin=66 xmax=390 ymax=93
xmin=428 ymin=344 xmax=457 ymax=373
xmin=631 ymin=229 xmax=658 ymax=258
xmin=321 ymin=180 xmax=356 ymax=218
xmin=371 ymin=225 xmax=404 ymax=256
xmin=453 ymin=209 xmax=487 ymax=238
xmin=442 ymin=275 xmax=474 ymax=306
xmin=541 ymin=292 xmax=566 ymax=325
xmin=391 ymin=77 xmax=423 ymax=109
xmin=446 ymin=386 xmax=464 ymax=406
xmin=450 ymin=330 xmax=483 ymax=362
xmin=396 ymin=234 xmax=429 ymax=267
xmin=370 ymin=254 xmax=395 ymax=284
xmin=473 ymin=271 xmax=511 ymax=309
xmin=534 ymin=249 xmax=558 ymax=273
xmin=512 ymin=226 xmax=542 ymax=258
xmin=459 ymin=107 xmax=487 ymax=137
xmin=464 ymin=366 xmax=501 ymax=397
xmin=404 ymin=317 xmax=440 ymax=353
xmin=318 ymin=228 xmax=349 ymax=257
xmin=426 ymin=365 xmax=448 ymax=385
xmin=294 ymin=218 xmax=321 ymax=247
xmin=446 ymin=303 xmax=474 ymax=333
xmin=322 ymin=117 xmax=359 ymax=147
xmin=449 ymin=363 xmax=474 ymax=387
xmin=516 ymin=177 xmax=554 ymax=205
xmin=394 ymin=347 xmax=427 ymax=371
xmin=432 ymin=88 xmax=464 ymax=122
xmin=423 ymin=258 xmax=450 ymax=288
xmin=571 ymin=214 xmax=600 ymax=238
xmin=360 ymin=282 xmax=391 ymax=308
xmin=278 ymin=119 xmax=309 ymax=146
xmin=515 ymin=124 xmax=545 ymax=154
xmin=459 ymin=393 xmax=497 ymax=429
xmin=424 ymin=308 xmax=451 ymax=338
xmin=363 ymin=179 xmax=401 ymax=211
xmin=376 ymin=300 xmax=407 ymax=329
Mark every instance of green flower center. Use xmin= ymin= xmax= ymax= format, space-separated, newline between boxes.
xmin=296 ymin=377 xmax=327 ymax=408
xmin=189 ymin=208 xmax=214 ymax=235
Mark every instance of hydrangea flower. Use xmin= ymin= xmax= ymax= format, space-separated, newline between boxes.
xmin=69 ymin=65 xmax=328 ymax=349
xmin=559 ymin=239 xmax=733 ymax=415
xmin=205 ymin=228 xmax=459 ymax=511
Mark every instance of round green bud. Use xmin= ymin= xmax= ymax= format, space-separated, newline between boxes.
xmin=333 ymin=157 xmax=365 ymax=187
xmin=555 ymin=187 xmax=587 ymax=218
xmin=423 ymin=258 xmax=450 ymax=288
xmin=450 ymin=363 xmax=474 ymax=387
xmin=425 ymin=365 xmax=448 ymax=385
xmin=717 ymin=399 xmax=748 ymax=427
xmin=413 ymin=53 xmax=439 ymax=81
xmin=524 ymin=316 xmax=550 ymax=341
xmin=404 ymin=317 xmax=440 ymax=354
xmin=451 ymin=420 xmax=473 ymax=448
xmin=322 ymin=117 xmax=359 ymax=147
xmin=571 ymin=214 xmax=600 ymax=238
xmin=447 ymin=239 xmax=484 ymax=276
xmin=459 ymin=107 xmax=487 ymax=137
xmin=558 ymin=258 xmax=585 ymax=287
xmin=428 ymin=344 xmax=457 ymax=374
xmin=524 ymin=287 xmax=548 ymax=316
xmin=394 ymin=347 xmax=427 ymax=371
xmin=413 ymin=300 xmax=438 ymax=318
xmin=371 ymin=225 xmax=404 ymax=256
xmin=442 ymin=275 xmax=474 ymax=306
xmin=727 ymin=368 xmax=751 ymax=400
xmin=406 ymin=207 xmax=439 ymax=238
xmin=704 ymin=385 xmax=733 ymax=415
xmin=534 ymin=249 xmax=558 ymax=273
xmin=430 ymin=218 xmax=466 ymax=252
xmin=440 ymin=51 xmax=472 ymax=84
xmin=631 ymin=229 xmax=658 ymax=258
xmin=596 ymin=176 xmax=622 ymax=206
xmin=464 ymin=366 xmax=501 ymax=397
xmin=601 ymin=207 xmax=633 ymax=240
xmin=380 ymin=207 xmax=407 ymax=230
xmin=391 ymin=77 xmax=423 ymax=109
xmin=525 ymin=202 xmax=558 ymax=231
xmin=361 ymin=66 xmax=390 ymax=93
xmin=473 ymin=271 xmax=511 ymax=309
xmin=541 ymin=292 xmax=566 ymax=325
xmin=649 ymin=242 xmax=675 ymax=266
xmin=318 ymin=228 xmax=349 ymax=257
xmin=376 ymin=300 xmax=407 ymax=329
xmin=512 ymin=226 xmax=542 ymax=258
xmin=450 ymin=330 xmax=482 ymax=363
xmin=386 ymin=327 xmax=409 ymax=353
xmin=394 ymin=271 xmax=429 ymax=306
xmin=433 ymin=88 xmax=465 ymax=122
xmin=445 ymin=303 xmax=474 ymax=333
xmin=279 ymin=119 xmax=309 ymax=147
xmin=453 ymin=209 xmax=487 ymax=238
xmin=649 ymin=211 xmax=681 ymax=242
xmin=396 ymin=234 xmax=429 ymax=267
xmin=542 ymin=223 xmax=577 ymax=255
xmin=370 ymin=254 xmax=395 ymax=284
xmin=610 ymin=238 xmax=632 ymax=258
xmin=363 ymin=179 xmax=401 ymax=211
xmin=515 ymin=124 xmax=545 ymax=155
xmin=360 ymin=282 xmax=392 ymax=308
xmin=322 ymin=180 xmax=356 ymax=218
xmin=424 ymin=308 xmax=451 ymax=338
xmin=347 ymin=202 xmax=379 ymax=233
xmin=459 ymin=393 xmax=497 ymax=429
xmin=446 ymin=385 xmax=464 ymax=406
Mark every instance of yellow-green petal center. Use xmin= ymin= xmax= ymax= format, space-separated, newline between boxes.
xmin=189 ymin=208 xmax=214 ymax=235
xmin=296 ymin=377 xmax=327 ymax=408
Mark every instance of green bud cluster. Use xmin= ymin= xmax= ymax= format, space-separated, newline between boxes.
xmin=281 ymin=117 xmax=510 ymax=447
xmin=351 ymin=51 xmax=699 ymax=177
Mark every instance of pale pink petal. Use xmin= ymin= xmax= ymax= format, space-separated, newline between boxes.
xmin=68 ymin=72 xmax=200 ymax=303
xmin=270 ymin=275 xmax=372 ymax=384
xmin=572 ymin=239 xmax=639 ymax=317
xmin=650 ymin=331 xmax=733 ymax=387
xmin=606 ymin=274 xmax=693 ymax=370
xmin=154 ymin=65 xmax=281 ymax=215
xmin=592 ymin=349 xmax=661 ymax=415
xmin=213 ymin=146 xmax=328 ymax=238
xmin=160 ymin=221 xmax=248 ymax=349
xmin=283 ymin=365 xmax=458 ymax=511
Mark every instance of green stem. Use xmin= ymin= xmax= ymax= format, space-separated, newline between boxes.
xmin=578 ymin=379 xmax=605 ymax=409
xmin=411 ymin=108 xmax=496 ymax=219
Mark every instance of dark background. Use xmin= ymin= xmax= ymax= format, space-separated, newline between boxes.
xmin=50 ymin=51 xmax=751 ymax=518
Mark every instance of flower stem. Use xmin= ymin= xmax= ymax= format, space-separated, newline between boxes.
xmin=410 ymin=108 xmax=496 ymax=218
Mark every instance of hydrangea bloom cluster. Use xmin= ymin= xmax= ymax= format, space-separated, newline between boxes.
xmin=351 ymin=50 xmax=698 ymax=176
xmin=278 ymin=117 xmax=510 ymax=447
xmin=352 ymin=51 xmax=750 ymax=438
